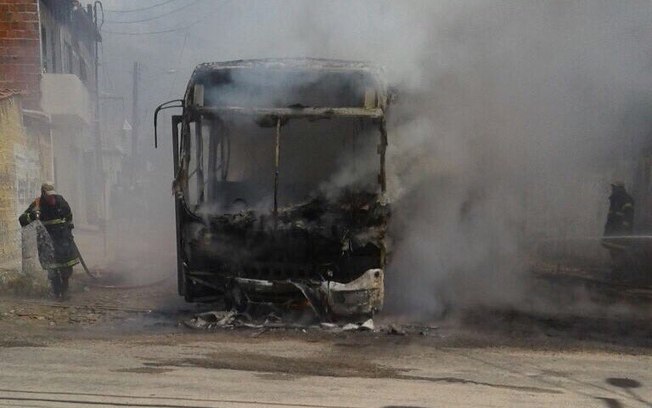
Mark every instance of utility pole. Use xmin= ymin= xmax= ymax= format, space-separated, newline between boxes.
xmin=93 ymin=1 xmax=107 ymax=257
xmin=131 ymin=61 xmax=139 ymax=184
xmin=93 ymin=2 xmax=104 ymax=195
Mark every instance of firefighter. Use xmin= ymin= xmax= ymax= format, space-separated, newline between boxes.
xmin=602 ymin=181 xmax=635 ymax=275
xmin=604 ymin=181 xmax=634 ymax=236
xmin=18 ymin=182 xmax=80 ymax=299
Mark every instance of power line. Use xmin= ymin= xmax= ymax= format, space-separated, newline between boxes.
xmin=104 ymin=0 xmax=182 ymax=13
xmin=101 ymin=12 xmax=213 ymax=35
xmin=104 ymin=0 xmax=202 ymax=24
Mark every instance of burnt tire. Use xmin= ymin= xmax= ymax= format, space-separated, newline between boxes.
xmin=224 ymin=280 xmax=248 ymax=312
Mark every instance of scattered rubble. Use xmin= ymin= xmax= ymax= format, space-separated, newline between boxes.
xmin=0 ymin=265 xmax=49 ymax=296
xmin=387 ymin=324 xmax=407 ymax=336
xmin=182 ymin=309 xmax=436 ymax=337
xmin=361 ymin=319 xmax=375 ymax=331
xmin=341 ymin=319 xmax=375 ymax=331
xmin=182 ymin=309 xmax=382 ymax=333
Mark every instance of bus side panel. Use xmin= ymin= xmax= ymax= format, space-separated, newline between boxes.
xmin=172 ymin=115 xmax=186 ymax=297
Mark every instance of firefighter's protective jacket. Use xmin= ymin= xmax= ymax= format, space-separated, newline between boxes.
xmin=604 ymin=187 xmax=635 ymax=236
xmin=19 ymin=195 xmax=80 ymax=270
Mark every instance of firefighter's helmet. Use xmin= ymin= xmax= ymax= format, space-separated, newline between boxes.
xmin=41 ymin=181 xmax=56 ymax=195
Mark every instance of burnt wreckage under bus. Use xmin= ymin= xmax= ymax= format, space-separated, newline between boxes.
xmin=155 ymin=59 xmax=392 ymax=318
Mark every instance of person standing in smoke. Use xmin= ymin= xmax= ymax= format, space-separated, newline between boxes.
xmin=19 ymin=182 xmax=80 ymax=299
xmin=602 ymin=181 xmax=635 ymax=275
xmin=604 ymin=181 xmax=634 ymax=236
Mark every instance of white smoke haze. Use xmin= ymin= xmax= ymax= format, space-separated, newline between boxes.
xmin=381 ymin=1 xmax=652 ymax=316
xmin=100 ymin=1 xmax=652 ymax=316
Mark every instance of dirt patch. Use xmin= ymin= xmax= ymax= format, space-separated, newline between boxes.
xmin=255 ymin=373 xmax=302 ymax=381
xmin=144 ymin=351 xmax=400 ymax=378
xmin=2 ymin=264 xmax=652 ymax=357
xmin=113 ymin=367 xmax=175 ymax=374
xmin=143 ymin=351 xmax=561 ymax=394
xmin=460 ymin=308 xmax=652 ymax=350
xmin=381 ymin=406 xmax=429 ymax=408
xmin=0 ymin=339 xmax=46 ymax=348
xmin=0 ymin=267 xmax=48 ymax=297
xmin=397 ymin=375 xmax=561 ymax=394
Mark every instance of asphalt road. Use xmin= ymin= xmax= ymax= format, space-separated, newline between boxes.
xmin=1 ymin=269 xmax=651 ymax=408
xmin=1 ymin=327 xmax=652 ymax=408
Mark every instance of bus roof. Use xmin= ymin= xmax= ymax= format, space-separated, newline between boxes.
xmin=184 ymin=58 xmax=389 ymax=114
xmin=190 ymin=58 xmax=384 ymax=74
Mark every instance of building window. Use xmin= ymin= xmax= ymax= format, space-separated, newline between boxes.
xmin=80 ymin=59 xmax=87 ymax=83
xmin=65 ymin=42 xmax=73 ymax=74
xmin=41 ymin=27 xmax=48 ymax=72
xmin=51 ymin=32 xmax=57 ymax=73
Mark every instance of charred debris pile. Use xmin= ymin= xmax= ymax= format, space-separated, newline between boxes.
xmin=195 ymin=191 xmax=389 ymax=281
xmin=188 ymin=190 xmax=388 ymax=323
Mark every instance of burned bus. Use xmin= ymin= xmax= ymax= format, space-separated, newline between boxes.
xmin=154 ymin=59 xmax=392 ymax=317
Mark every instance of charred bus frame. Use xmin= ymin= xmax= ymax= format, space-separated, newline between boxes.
xmin=155 ymin=59 xmax=391 ymax=317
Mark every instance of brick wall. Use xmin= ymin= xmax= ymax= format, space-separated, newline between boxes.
xmin=0 ymin=0 xmax=41 ymax=110
xmin=0 ymin=94 xmax=25 ymax=263
xmin=0 ymin=94 xmax=43 ymax=265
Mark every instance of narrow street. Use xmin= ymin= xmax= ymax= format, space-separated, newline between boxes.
xmin=1 ymin=334 xmax=651 ymax=408
xmin=1 ymin=273 xmax=651 ymax=408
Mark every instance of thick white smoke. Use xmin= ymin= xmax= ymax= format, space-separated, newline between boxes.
xmin=100 ymin=0 xmax=652 ymax=315
xmin=382 ymin=1 xmax=652 ymax=315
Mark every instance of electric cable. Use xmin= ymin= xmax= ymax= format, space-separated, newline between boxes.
xmin=101 ymin=12 xmax=213 ymax=35
xmin=104 ymin=0 xmax=182 ymax=13
xmin=104 ymin=0 xmax=202 ymax=24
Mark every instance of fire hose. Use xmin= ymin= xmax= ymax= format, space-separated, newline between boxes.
xmin=72 ymin=241 xmax=99 ymax=280
xmin=73 ymin=242 xmax=171 ymax=289
xmin=27 ymin=222 xmax=168 ymax=289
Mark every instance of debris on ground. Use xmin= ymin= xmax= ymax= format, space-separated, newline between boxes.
xmin=0 ymin=265 xmax=49 ymax=296
xmin=341 ymin=318 xmax=375 ymax=331
xmin=361 ymin=319 xmax=375 ymax=331
xmin=183 ymin=311 xmax=246 ymax=329
xmin=387 ymin=324 xmax=407 ymax=336
xmin=181 ymin=307 xmax=447 ymax=338
xmin=182 ymin=309 xmax=381 ymax=333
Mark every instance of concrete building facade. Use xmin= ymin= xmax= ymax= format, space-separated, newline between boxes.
xmin=0 ymin=0 xmax=102 ymax=230
xmin=0 ymin=92 xmax=51 ymax=266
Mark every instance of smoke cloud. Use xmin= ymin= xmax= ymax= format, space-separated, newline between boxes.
xmin=382 ymin=1 xmax=652 ymax=316
xmin=100 ymin=0 xmax=652 ymax=315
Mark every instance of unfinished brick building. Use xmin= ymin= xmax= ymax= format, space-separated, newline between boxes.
xmin=0 ymin=0 xmax=101 ymax=266
xmin=0 ymin=0 xmax=101 ymax=226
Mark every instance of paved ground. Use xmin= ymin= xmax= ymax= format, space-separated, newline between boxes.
xmin=1 ymin=264 xmax=652 ymax=408
xmin=1 ymin=328 xmax=652 ymax=407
